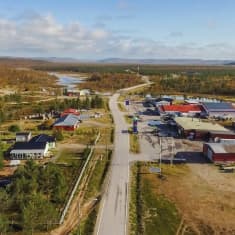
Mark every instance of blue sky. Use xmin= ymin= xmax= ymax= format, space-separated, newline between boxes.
xmin=0 ymin=0 xmax=235 ymax=59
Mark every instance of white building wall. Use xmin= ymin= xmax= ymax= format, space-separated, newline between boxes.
xmin=10 ymin=144 xmax=49 ymax=160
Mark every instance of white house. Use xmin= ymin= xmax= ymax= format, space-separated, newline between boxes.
xmin=10 ymin=142 xmax=49 ymax=160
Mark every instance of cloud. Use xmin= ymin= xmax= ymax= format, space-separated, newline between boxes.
xmin=0 ymin=13 xmax=234 ymax=59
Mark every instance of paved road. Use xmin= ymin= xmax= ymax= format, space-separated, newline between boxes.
xmin=95 ymin=93 xmax=130 ymax=235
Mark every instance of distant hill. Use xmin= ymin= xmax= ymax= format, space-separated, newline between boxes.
xmin=98 ymin=58 xmax=234 ymax=65
xmin=0 ymin=56 xmax=234 ymax=67
xmin=225 ymin=62 xmax=235 ymax=65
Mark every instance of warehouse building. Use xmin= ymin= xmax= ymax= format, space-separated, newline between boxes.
xmin=175 ymin=117 xmax=234 ymax=140
xmin=203 ymin=142 xmax=235 ymax=163
xmin=202 ymin=102 xmax=235 ymax=117
xmin=159 ymin=104 xmax=204 ymax=116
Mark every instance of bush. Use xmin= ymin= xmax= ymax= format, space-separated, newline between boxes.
xmin=8 ymin=124 xmax=21 ymax=132
xmin=53 ymin=130 xmax=64 ymax=141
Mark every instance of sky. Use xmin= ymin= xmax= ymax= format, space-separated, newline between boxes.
xmin=0 ymin=0 xmax=235 ymax=59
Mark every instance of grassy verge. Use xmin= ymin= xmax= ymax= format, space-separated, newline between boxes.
xmin=129 ymin=133 xmax=140 ymax=153
xmin=129 ymin=162 xmax=181 ymax=235
xmin=118 ymin=102 xmax=127 ymax=112
xmin=73 ymin=203 xmax=100 ymax=235
xmin=124 ymin=115 xmax=132 ymax=124
xmin=83 ymin=149 xmax=112 ymax=202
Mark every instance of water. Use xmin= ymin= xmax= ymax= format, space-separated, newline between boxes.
xmin=50 ymin=72 xmax=85 ymax=89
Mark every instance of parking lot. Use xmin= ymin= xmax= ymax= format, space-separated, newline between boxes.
xmin=127 ymin=100 xmax=204 ymax=163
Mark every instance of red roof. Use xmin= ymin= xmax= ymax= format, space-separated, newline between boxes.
xmin=161 ymin=104 xmax=203 ymax=113
xmin=61 ymin=108 xmax=80 ymax=117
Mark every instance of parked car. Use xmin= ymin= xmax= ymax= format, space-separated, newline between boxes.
xmin=121 ymin=130 xmax=129 ymax=134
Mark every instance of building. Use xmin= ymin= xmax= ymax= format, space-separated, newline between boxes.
xmin=175 ymin=117 xmax=232 ymax=140
xmin=203 ymin=143 xmax=235 ymax=163
xmin=202 ymin=102 xmax=235 ymax=117
xmin=159 ymin=104 xmax=204 ymax=116
xmin=53 ymin=114 xmax=80 ymax=131
xmin=61 ymin=108 xmax=80 ymax=117
xmin=66 ymin=89 xmax=80 ymax=97
xmin=10 ymin=142 xmax=49 ymax=160
xmin=80 ymin=89 xmax=90 ymax=96
xmin=29 ymin=134 xmax=56 ymax=149
xmin=16 ymin=132 xmax=31 ymax=142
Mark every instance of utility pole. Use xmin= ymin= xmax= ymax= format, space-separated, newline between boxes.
xmin=159 ymin=137 xmax=162 ymax=176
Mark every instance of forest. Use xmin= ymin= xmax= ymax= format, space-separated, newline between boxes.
xmin=148 ymin=70 xmax=235 ymax=96
xmin=78 ymin=73 xmax=143 ymax=91
xmin=0 ymin=160 xmax=67 ymax=233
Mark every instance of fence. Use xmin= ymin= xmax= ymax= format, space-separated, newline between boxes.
xmin=59 ymin=132 xmax=101 ymax=224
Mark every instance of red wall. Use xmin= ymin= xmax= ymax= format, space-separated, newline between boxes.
xmin=54 ymin=126 xmax=75 ymax=131
xmin=213 ymin=154 xmax=235 ymax=163
xmin=204 ymin=144 xmax=235 ymax=163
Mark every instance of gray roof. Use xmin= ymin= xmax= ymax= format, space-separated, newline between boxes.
xmin=202 ymin=102 xmax=235 ymax=112
xmin=29 ymin=134 xmax=55 ymax=143
xmin=206 ymin=143 xmax=235 ymax=154
xmin=11 ymin=142 xmax=47 ymax=150
xmin=54 ymin=114 xmax=80 ymax=127
xmin=16 ymin=132 xmax=31 ymax=136
xmin=175 ymin=117 xmax=228 ymax=132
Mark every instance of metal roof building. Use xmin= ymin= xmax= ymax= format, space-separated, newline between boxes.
xmin=202 ymin=102 xmax=235 ymax=117
xmin=53 ymin=114 xmax=80 ymax=131
xmin=175 ymin=117 xmax=233 ymax=140
xmin=203 ymin=142 xmax=235 ymax=163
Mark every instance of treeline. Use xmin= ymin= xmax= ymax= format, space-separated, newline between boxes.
xmin=79 ymin=73 xmax=142 ymax=91
xmin=0 ymin=95 xmax=105 ymax=124
xmin=34 ymin=63 xmax=135 ymax=74
xmin=52 ymin=95 xmax=105 ymax=111
xmin=34 ymin=63 xmax=235 ymax=76
xmin=0 ymin=160 xmax=67 ymax=233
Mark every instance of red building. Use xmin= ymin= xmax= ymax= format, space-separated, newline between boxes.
xmin=53 ymin=114 xmax=80 ymax=131
xmin=61 ymin=108 xmax=80 ymax=117
xmin=203 ymin=143 xmax=235 ymax=163
xmin=160 ymin=104 xmax=204 ymax=115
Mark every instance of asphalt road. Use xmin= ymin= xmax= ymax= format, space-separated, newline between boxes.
xmin=95 ymin=93 xmax=130 ymax=235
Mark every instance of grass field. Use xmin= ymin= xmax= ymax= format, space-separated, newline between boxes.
xmin=129 ymin=162 xmax=181 ymax=235
xmin=130 ymin=161 xmax=235 ymax=235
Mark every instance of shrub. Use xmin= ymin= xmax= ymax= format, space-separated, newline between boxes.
xmin=8 ymin=124 xmax=21 ymax=132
